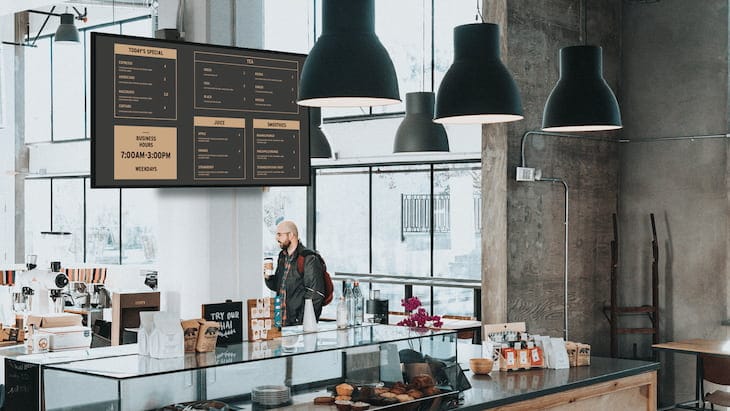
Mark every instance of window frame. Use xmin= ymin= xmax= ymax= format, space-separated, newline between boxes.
xmin=310 ymin=157 xmax=481 ymax=316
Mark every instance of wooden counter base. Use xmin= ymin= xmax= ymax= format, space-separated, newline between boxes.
xmin=487 ymin=370 xmax=657 ymax=411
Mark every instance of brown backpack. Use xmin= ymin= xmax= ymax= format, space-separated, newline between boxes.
xmin=297 ymin=250 xmax=334 ymax=306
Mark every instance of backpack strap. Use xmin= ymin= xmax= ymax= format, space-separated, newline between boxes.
xmin=297 ymin=249 xmax=325 ymax=299
xmin=297 ymin=249 xmax=315 ymax=274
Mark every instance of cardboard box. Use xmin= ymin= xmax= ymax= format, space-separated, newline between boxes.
xmin=181 ymin=319 xmax=201 ymax=353
xmin=27 ymin=313 xmax=82 ymax=329
xmin=41 ymin=326 xmax=91 ymax=351
xmin=0 ymin=327 xmax=24 ymax=342
xmin=196 ymin=321 xmax=220 ymax=352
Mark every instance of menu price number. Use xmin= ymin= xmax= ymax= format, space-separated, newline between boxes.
xmin=120 ymin=151 xmax=172 ymax=159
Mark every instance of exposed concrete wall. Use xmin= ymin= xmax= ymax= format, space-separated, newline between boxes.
xmin=620 ymin=0 xmax=728 ymax=405
xmin=486 ymin=0 xmax=621 ymax=356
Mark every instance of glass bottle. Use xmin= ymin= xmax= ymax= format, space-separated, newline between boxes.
xmin=273 ymin=296 xmax=282 ymax=330
xmin=343 ymin=280 xmax=354 ymax=326
xmin=352 ymin=281 xmax=364 ymax=326
xmin=336 ymin=296 xmax=348 ymax=329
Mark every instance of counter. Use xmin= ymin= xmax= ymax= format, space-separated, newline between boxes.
xmin=3 ymin=327 xmax=658 ymax=411
xmin=460 ymin=357 xmax=658 ymax=410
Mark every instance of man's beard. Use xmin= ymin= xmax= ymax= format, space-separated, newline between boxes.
xmin=278 ymin=239 xmax=290 ymax=250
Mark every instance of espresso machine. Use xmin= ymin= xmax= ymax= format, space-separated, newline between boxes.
xmin=66 ymin=282 xmax=89 ymax=308
xmin=14 ymin=261 xmax=70 ymax=314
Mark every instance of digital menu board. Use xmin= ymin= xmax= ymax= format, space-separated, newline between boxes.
xmin=91 ymin=33 xmax=310 ymax=187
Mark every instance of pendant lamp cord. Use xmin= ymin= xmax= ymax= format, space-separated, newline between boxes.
xmin=581 ymin=0 xmax=587 ymax=44
xmin=430 ymin=0 xmax=435 ymax=92
xmin=422 ymin=0 xmax=426 ymax=92
xmin=475 ymin=0 xmax=485 ymax=23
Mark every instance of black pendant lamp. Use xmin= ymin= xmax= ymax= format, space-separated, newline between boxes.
xmin=394 ymin=92 xmax=449 ymax=153
xmin=542 ymin=45 xmax=622 ymax=132
xmin=309 ymin=107 xmax=332 ymax=158
xmin=298 ymin=0 xmax=400 ymax=107
xmin=55 ymin=13 xmax=80 ymax=44
xmin=435 ymin=23 xmax=523 ymax=124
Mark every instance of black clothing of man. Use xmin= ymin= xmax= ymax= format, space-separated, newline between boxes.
xmin=265 ymin=243 xmax=325 ymax=326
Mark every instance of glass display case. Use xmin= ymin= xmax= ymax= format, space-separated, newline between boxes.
xmin=40 ymin=325 xmax=461 ymax=410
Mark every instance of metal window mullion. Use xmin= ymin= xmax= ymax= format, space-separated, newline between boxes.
xmin=83 ymin=178 xmax=87 ymax=263
xmin=368 ymin=166 xmax=373 ymax=274
xmin=49 ymin=38 xmax=54 ymax=142
xmin=429 ymin=165 xmax=434 ymax=314
xmin=119 ymin=189 xmax=123 ymax=265
xmin=49 ymin=178 xmax=54 ymax=231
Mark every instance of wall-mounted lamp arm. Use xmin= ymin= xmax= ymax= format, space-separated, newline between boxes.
xmin=27 ymin=6 xmax=56 ymax=47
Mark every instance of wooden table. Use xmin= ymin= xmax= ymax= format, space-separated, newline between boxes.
xmin=386 ymin=314 xmax=482 ymax=342
xmin=652 ymin=339 xmax=730 ymax=410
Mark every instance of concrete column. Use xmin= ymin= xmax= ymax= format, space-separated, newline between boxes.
xmin=481 ymin=0 xmax=509 ymax=324
xmin=13 ymin=13 xmax=28 ymax=264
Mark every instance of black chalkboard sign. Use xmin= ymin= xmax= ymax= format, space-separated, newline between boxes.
xmin=202 ymin=300 xmax=243 ymax=345
xmin=5 ymin=358 xmax=40 ymax=411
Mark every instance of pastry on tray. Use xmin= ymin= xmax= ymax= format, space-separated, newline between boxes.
xmin=336 ymin=383 xmax=355 ymax=397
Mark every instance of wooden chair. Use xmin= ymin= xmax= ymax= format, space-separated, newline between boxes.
xmin=701 ymin=354 xmax=730 ymax=409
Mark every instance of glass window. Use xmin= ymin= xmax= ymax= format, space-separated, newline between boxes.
xmin=264 ymin=0 xmax=314 ymax=53
xmin=433 ymin=163 xmax=481 ymax=279
xmin=121 ymin=189 xmax=158 ymax=264
xmin=25 ymin=38 xmax=52 ymax=143
xmin=433 ymin=0 xmax=474 ymax=93
xmin=372 ymin=0 xmax=429 ymax=114
xmin=433 ymin=287 xmax=474 ymax=317
xmin=52 ymin=39 xmax=85 ymax=141
xmin=262 ymin=187 xmax=308 ymax=259
xmin=85 ymin=179 xmax=120 ymax=264
xmin=313 ymin=160 xmax=482 ymax=318
xmin=24 ymin=179 xmax=51 ymax=259
xmin=51 ymin=178 xmax=85 ymax=263
xmin=371 ymin=165 xmax=431 ymax=275
xmin=315 ymin=168 xmax=369 ymax=273
xmin=85 ymin=24 xmax=121 ymax=139
xmin=121 ymin=18 xmax=152 ymax=37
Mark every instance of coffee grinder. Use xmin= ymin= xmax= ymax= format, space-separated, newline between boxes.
xmin=366 ymin=290 xmax=389 ymax=325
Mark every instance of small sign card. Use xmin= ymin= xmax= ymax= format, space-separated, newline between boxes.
xmin=247 ymin=298 xmax=281 ymax=341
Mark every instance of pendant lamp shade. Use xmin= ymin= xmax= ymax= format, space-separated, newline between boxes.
xmin=435 ymin=23 xmax=523 ymax=124
xmin=542 ymin=45 xmax=622 ymax=132
xmin=394 ymin=92 xmax=449 ymax=153
xmin=309 ymin=107 xmax=332 ymax=158
xmin=298 ymin=0 xmax=400 ymax=107
xmin=55 ymin=13 xmax=80 ymax=43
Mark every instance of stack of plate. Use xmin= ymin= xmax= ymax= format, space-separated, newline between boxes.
xmin=252 ymin=385 xmax=291 ymax=406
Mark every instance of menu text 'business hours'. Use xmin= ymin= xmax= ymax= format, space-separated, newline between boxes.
xmin=193 ymin=117 xmax=246 ymax=180
xmin=114 ymin=125 xmax=177 ymax=180
xmin=253 ymin=119 xmax=301 ymax=180
xmin=193 ymin=52 xmax=299 ymax=114
xmin=113 ymin=44 xmax=177 ymax=120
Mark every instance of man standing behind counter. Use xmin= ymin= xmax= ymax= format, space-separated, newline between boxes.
xmin=265 ymin=220 xmax=325 ymax=326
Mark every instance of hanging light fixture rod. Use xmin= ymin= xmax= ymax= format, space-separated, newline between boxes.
xmin=2 ymin=6 xmax=87 ymax=48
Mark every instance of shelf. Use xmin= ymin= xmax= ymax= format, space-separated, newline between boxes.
xmin=44 ymin=325 xmax=457 ymax=380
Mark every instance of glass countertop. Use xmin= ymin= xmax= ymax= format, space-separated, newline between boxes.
xmin=44 ymin=324 xmax=455 ymax=380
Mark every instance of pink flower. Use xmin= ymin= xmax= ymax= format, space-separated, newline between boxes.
xmin=401 ymin=297 xmax=422 ymax=312
xmin=396 ymin=297 xmax=443 ymax=329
